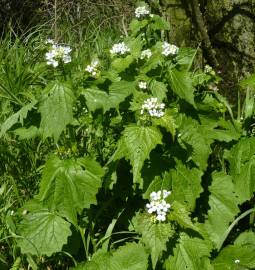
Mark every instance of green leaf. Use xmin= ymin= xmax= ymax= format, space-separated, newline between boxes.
xmin=170 ymin=162 xmax=203 ymax=210
xmin=0 ymin=101 xmax=36 ymax=137
xmin=82 ymin=81 xmax=136 ymax=112
xmin=165 ymin=233 xmax=212 ymax=270
xmin=36 ymin=156 xmax=104 ymax=225
xmin=140 ymin=52 xmax=162 ymax=74
xmin=234 ymin=231 xmax=255 ymax=246
xmin=72 ymin=243 xmax=148 ymax=270
xmin=152 ymin=112 xmax=176 ymax=137
xmin=204 ymin=172 xmax=240 ymax=250
xmin=240 ymin=73 xmax=255 ymax=89
xmin=130 ymin=19 xmax=149 ymax=36
xmin=81 ymin=87 xmax=108 ymax=112
xmin=176 ymin=48 xmax=197 ymax=71
xmin=169 ymin=201 xmax=201 ymax=233
xmin=39 ymin=82 xmax=75 ymax=142
xmin=168 ymin=68 xmax=195 ymax=106
xmin=150 ymin=80 xmax=168 ymax=101
xmin=17 ymin=209 xmax=71 ymax=256
xmin=150 ymin=15 xmax=170 ymax=31
xmin=132 ymin=213 xmax=174 ymax=269
xmin=213 ymin=244 xmax=255 ymax=270
xmin=14 ymin=126 xmax=39 ymax=140
xmin=113 ymin=125 xmax=162 ymax=187
xmin=177 ymin=116 xmax=211 ymax=170
xmin=111 ymin=55 xmax=134 ymax=73
xmin=109 ymin=242 xmax=148 ymax=270
xmin=225 ymin=137 xmax=255 ymax=203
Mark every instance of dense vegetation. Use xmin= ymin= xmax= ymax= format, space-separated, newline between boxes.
xmin=0 ymin=1 xmax=255 ymax=269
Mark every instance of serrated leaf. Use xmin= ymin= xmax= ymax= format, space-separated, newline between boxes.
xmin=170 ymin=162 xmax=203 ymax=210
xmin=82 ymin=81 xmax=136 ymax=113
xmin=132 ymin=213 xmax=174 ymax=269
xmin=39 ymin=82 xmax=75 ymax=141
xmin=17 ymin=209 xmax=71 ymax=256
xmin=111 ymin=55 xmax=134 ymax=73
xmin=14 ymin=126 xmax=39 ymax=140
xmin=36 ymin=156 xmax=104 ymax=225
xmin=168 ymin=68 xmax=195 ymax=106
xmin=130 ymin=19 xmax=149 ymax=36
xmin=140 ymin=52 xmax=162 ymax=74
xmin=240 ymin=73 xmax=255 ymax=88
xmin=225 ymin=137 xmax=255 ymax=203
xmin=0 ymin=101 xmax=36 ymax=137
xmin=113 ymin=125 xmax=162 ymax=187
xmin=213 ymin=244 xmax=255 ymax=270
xmin=169 ymin=201 xmax=201 ymax=233
xmin=234 ymin=231 xmax=255 ymax=246
xmin=150 ymin=80 xmax=168 ymax=101
xmin=81 ymin=87 xmax=108 ymax=112
xmin=150 ymin=15 xmax=170 ymax=31
xmin=165 ymin=233 xmax=212 ymax=270
xmin=204 ymin=172 xmax=240 ymax=250
xmin=109 ymin=242 xmax=148 ymax=270
xmin=152 ymin=112 xmax=176 ymax=137
xmin=176 ymin=48 xmax=197 ymax=71
xmin=178 ymin=117 xmax=211 ymax=171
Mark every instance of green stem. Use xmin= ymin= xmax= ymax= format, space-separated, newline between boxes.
xmin=79 ymin=227 xmax=89 ymax=260
xmin=218 ymin=208 xmax=255 ymax=251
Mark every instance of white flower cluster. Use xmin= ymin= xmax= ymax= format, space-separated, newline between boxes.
xmin=162 ymin=42 xmax=179 ymax=56
xmin=135 ymin=6 xmax=150 ymax=18
xmin=85 ymin=59 xmax=99 ymax=77
xmin=45 ymin=42 xmax=72 ymax=67
xmin=140 ymin=49 xmax=152 ymax=59
xmin=146 ymin=190 xmax=171 ymax=221
xmin=110 ymin=42 xmax=130 ymax=55
xmin=138 ymin=81 xmax=147 ymax=89
xmin=141 ymin=97 xmax=165 ymax=118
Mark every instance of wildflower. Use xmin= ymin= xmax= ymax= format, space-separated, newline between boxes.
xmin=85 ymin=59 xmax=99 ymax=77
xmin=204 ymin=64 xmax=213 ymax=73
xmin=140 ymin=49 xmax=152 ymax=59
xmin=162 ymin=42 xmax=179 ymax=56
xmin=146 ymin=190 xmax=171 ymax=222
xmin=45 ymin=43 xmax=72 ymax=67
xmin=138 ymin=81 xmax=147 ymax=89
xmin=141 ymin=97 xmax=165 ymax=118
xmin=45 ymin=38 xmax=55 ymax=45
xmin=234 ymin=259 xmax=240 ymax=264
xmin=110 ymin=42 xmax=130 ymax=55
xmin=135 ymin=6 xmax=150 ymax=18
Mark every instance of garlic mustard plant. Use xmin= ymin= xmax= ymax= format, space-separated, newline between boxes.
xmin=135 ymin=6 xmax=150 ymax=18
xmin=85 ymin=59 xmax=99 ymax=77
xmin=162 ymin=42 xmax=179 ymax=56
xmin=110 ymin=42 xmax=130 ymax=55
xmin=141 ymin=97 xmax=165 ymax=117
xmin=138 ymin=81 xmax=147 ymax=89
xmin=140 ymin=49 xmax=152 ymax=59
xmin=146 ymin=190 xmax=171 ymax=221
xmin=45 ymin=43 xmax=72 ymax=67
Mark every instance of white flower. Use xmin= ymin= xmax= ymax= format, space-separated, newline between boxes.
xmin=146 ymin=190 xmax=171 ymax=222
xmin=138 ymin=81 xmax=147 ymax=89
xmin=234 ymin=259 xmax=240 ymax=264
xmin=141 ymin=97 xmax=165 ymax=118
xmin=45 ymin=43 xmax=72 ymax=67
xmin=45 ymin=38 xmax=54 ymax=44
xmin=135 ymin=6 xmax=150 ymax=18
xmin=140 ymin=49 xmax=152 ymax=59
xmin=162 ymin=42 xmax=179 ymax=56
xmin=110 ymin=42 xmax=130 ymax=55
xmin=204 ymin=64 xmax=213 ymax=73
xmin=85 ymin=59 xmax=99 ymax=77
